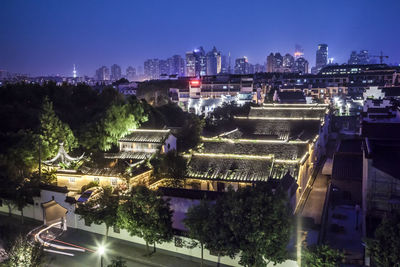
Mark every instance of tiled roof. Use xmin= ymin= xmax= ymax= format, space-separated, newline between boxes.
xmin=187 ymin=155 xmax=273 ymax=182
xmin=200 ymin=139 xmax=308 ymax=160
xmin=248 ymin=106 xmax=327 ymax=118
xmin=368 ymin=140 xmax=400 ymax=179
xmin=119 ymin=129 xmax=171 ymax=143
xmin=235 ymin=118 xmax=321 ymax=141
xmin=332 ymin=153 xmax=363 ymax=181
xmin=186 ymin=154 xmax=299 ymax=182
xmin=104 ymin=151 xmax=154 ymax=160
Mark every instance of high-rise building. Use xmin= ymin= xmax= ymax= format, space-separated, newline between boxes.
xmin=348 ymin=50 xmax=370 ymax=65
xmin=266 ymin=53 xmax=284 ymax=72
xmin=168 ymin=55 xmax=185 ymax=76
xmin=110 ymin=64 xmax=122 ymax=81
xmin=348 ymin=51 xmax=358 ymax=65
xmin=144 ymin=59 xmax=160 ymax=80
xmin=159 ymin=60 xmax=169 ymax=76
xmin=293 ymin=57 xmax=309 ymax=74
xmin=186 ymin=51 xmax=196 ymax=77
xmin=126 ymin=66 xmax=136 ymax=81
xmin=194 ymin=47 xmax=207 ymax=76
xmin=95 ymin=66 xmax=110 ymax=81
xmin=358 ymin=50 xmax=369 ymax=64
xmin=234 ymin=57 xmax=249 ymax=74
xmin=220 ymin=54 xmax=228 ymax=74
xmin=206 ymin=46 xmax=222 ymax=75
xmin=315 ymin=44 xmax=328 ymax=73
xmin=283 ymin=53 xmax=294 ymax=70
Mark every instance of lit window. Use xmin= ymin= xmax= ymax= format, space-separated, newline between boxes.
xmin=111 ymin=178 xmax=118 ymax=186
xmin=93 ymin=177 xmax=100 ymax=183
xmin=69 ymin=177 xmax=75 ymax=183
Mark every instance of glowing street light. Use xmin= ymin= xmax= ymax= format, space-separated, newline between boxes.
xmin=98 ymin=244 xmax=105 ymax=267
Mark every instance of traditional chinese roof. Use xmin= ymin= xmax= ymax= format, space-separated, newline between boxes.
xmin=200 ymin=138 xmax=309 ymax=160
xmin=119 ymin=129 xmax=172 ymax=143
xmin=248 ymin=106 xmax=327 ymax=119
xmin=186 ymin=154 xmax=299 ymax=182
xmin=104 ymin=151 xmax=154 ymax=160
xmin=43 ymin=143 xmax=84 ymax=167
xmin=235 ymin=118 xmax=322 ymax=141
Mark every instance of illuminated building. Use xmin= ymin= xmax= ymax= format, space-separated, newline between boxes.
xmin=126 ymin=66 xmax=136 ymax=81
xmin=144 ymin=59 xmax=160 ymax=80
xmin=293 ymin=57 xmax=309 ymax=74
xmin=110 ymin=64 xmax=122 ymax=81
xmin=95 ymin=66 xmax=110 ymax=81
xmin=206 ymin=46 xmax=222 ymax=75
xmin=185 ymin=51 xmax=196 ymax=77
xmin=181 ymin=103 xmax=330 ymax=210
xmin=234 ymin=57 xmax=249 ymax=74
xmin=315 ymin=44 xmax=328 ymax=73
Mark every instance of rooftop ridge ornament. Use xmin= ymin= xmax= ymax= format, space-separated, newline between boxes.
xmin=43 ymin=142 xmax=84 ymax=167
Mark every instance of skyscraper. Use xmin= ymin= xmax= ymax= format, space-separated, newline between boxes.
xmin=194 ymin=47 xmax=207 ymax=76
xmin=126 ymin=66 xmax=136 ymax=81
xmin=315 ymin=44 xmax=328 ymax=73
xmin=144 ymin=59 xmax=160 ymax=80
xmin=206 ymin=46 xmax=222 ymax=75
xmin=159 ymin=60 xmax=169 ymax=76
xmin=348 ymin=51 xmax=358 ymax=64
xmin=293 ymin=57 xmax=309 ymax=74
xmin=266 ymin=53 xmax=276 ymax=73
xmin=234 ymin=57 xmax=249 ymax=74
xmin=358 ymin=50 xmax=369 ymax=64
xmin=95 ymin=66 xmax=110 ymax=81
xmin=283 ymin=53 xmax=294 ymax=70
xmin=110 ymin=64 xmax=122 ymax=81
xmin=168 ymin=55 xmax=185 ymax=76
xmin=266 ymin=53 xmax=284 ymax=72
xmin=186 ymin=51 xmax=196 ymax=77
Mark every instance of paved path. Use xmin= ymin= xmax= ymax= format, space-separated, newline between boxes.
xmin=301 ymin=172 xmax=329 ymax=225
xmin=0 ymin=214 xmax=220 ymax=267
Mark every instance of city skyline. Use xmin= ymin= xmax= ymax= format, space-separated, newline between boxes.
xmin=1 ymin=0 xmax=400 ymax=76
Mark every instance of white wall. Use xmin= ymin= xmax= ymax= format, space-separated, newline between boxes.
xmin=0 ymin=191 xmax=298 ymax=267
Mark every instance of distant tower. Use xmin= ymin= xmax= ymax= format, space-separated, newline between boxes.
xmin=72 ymin=64 xmax=77 ymax=78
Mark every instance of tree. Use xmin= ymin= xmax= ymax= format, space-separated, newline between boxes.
xmin=184 ymin=199 xmax=213 ymax=267
xmin=178 ymin=114 xmax=204 ymax=151
xmin=75 ymin=186 xmax=119 ymax=239
xmin=367 ymin=214 xmax=400 ymax=267
xmin=117 ymin=185 xmax=173 ymax=255
xmin=152 ymin=151 xmax=187 ymax=187
xmin=6 ymin=235 xmax=45 ymax=267
xmin=80 ymin=98 xmax=147 ymax=151
xmin=39 ymin=97 xmax=77 ymax=160
xmin=302 ymin=244 xmax=343 ymax=267
xmin=107 ymin=256 xmax=127 ymax=267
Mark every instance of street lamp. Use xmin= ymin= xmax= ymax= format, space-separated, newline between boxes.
xmin=98 ymin=245 xmax=105 ymax=267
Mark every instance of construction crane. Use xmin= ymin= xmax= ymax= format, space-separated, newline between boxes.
xmin=370 ymin=51 xmax=389 ymax=64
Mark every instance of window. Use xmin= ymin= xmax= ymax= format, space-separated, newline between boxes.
xmin=113 ymin=225 xmax=120 ymax=233
xmin=93 ymin=177 xmax=100 ymax=183
xmin=69 ymin=177 xmax=75 ymax=183
xmin=111 ymin=178 xmax=118 ymax=186
xmin=167 ymin=143 xmax=170 ymax=149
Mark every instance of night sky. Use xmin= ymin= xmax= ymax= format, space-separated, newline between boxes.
xmin=1 ymin=0 xmax=399 ymax=76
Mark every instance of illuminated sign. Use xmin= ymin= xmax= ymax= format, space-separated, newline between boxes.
xmin=190 ymin=80 xmax=200 ymax=86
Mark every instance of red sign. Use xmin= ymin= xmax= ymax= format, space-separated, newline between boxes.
xmin=190 ymin=80 xmax=200 ymax=86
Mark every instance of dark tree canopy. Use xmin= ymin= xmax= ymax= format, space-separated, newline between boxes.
xmin=117 ymin=185 xmax=173 ymax=254
xmin=301 ymin=244 xmax=343 ymax=267
xmin=367 ymin=214 xmax=400 ymax=267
